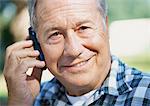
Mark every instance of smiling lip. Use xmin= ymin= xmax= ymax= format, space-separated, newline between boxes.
xmin=64 ymin=59 xmax=90 ymax=67
xmin=60 ymin=56 xmax=94 ymax=73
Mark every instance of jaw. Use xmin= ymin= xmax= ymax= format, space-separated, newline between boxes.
xmin=55 ymin=55 xmax=111 ymax=96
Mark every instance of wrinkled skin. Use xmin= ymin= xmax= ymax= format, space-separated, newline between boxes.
xmin=36 ymin=0 xmax=111 ymax=96
xmin=3 ymin=40 xmax=45 ymax=105
xmin=3 ymin=0 xmax=111 ymax=105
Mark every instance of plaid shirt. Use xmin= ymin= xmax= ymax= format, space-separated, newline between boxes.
xmin=34 ymin=56 xmax=150 ymax=106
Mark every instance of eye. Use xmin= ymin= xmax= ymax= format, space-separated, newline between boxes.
xmin=78 ymin=26 xmax=90 ymax=33
xmin=49 ymin=31 xmax=63 ymax=39
xmin=51 ymin=31 xmax=61 ymax=37
xmin=47 ymin=31 xmax=63 ymax=43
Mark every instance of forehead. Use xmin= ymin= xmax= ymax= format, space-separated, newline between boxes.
xmin=36 ymin=0 xmax=99 ymax=21
xmin=35 ymin=0 xmax=104 ymax=33
xmin=36 ymin=0 xmax=97 ymax=10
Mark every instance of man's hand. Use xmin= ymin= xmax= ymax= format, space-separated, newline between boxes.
xmin=3 ymin=40 xmax=45 ymax=106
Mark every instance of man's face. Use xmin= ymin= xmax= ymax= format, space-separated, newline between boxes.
xmin=36 ymin=0 xmax=111 ymax=95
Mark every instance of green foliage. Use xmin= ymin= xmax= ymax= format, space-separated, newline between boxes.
xmin=108 ymin=0 xmax=150 ymax=23
xmin=121 ymin=52 xmax=150 ymax=72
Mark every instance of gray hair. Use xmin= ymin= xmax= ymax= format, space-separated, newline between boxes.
xmin=28 ymin=0 xmax=108 ymax=30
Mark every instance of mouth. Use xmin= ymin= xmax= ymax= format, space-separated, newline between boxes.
xmin=60 ymin=56 xmax=94 ymax=73
xmin=65 ymin=58 xmax=91 ymax=67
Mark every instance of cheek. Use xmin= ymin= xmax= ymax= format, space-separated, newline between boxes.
xmin=42 ymin=43 xmax=64 ymax=70
xmin=84 ymin=32 xmax=110 ymax=65
xmin=84 ymin=32 xmax=108 ymax=52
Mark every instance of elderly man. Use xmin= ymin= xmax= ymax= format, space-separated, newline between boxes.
xmin=3 ymin=0 xmax=150 ymax=106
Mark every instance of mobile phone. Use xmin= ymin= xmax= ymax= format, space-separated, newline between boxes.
xmin=28 ymin=27 xmax=46 ymax=69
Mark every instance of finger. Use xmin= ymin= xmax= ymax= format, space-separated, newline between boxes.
xmin=6 ymin=40 xmax=33 ymax=59
xmin=5 ymin=49 xmax=39 ymax=68
xmin=8 ymin=40 xmax=33 ymax=51
xmin=14 ymin=49 xmax=40 ymax=59
xmin=25 ymin=35 xmax=30 ymax=40
xmin=23 ymin=46 xmax=34 ymax=52
xmin=17 ymin=60 xmax=45 ymax=74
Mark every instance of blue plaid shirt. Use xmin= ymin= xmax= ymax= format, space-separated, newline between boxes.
xmin=34 ymin=56 xmax=150 ymax=106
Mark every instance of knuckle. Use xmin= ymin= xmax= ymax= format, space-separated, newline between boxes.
xmin=10 ymin=51 xmax=17 ymax=57
xmin=3 ymin=65 xmax=16 ymax=78
xmin=3 ymin=70 xmax=7 ymax=76
xmin=19 ymin=60 xmax=30 ymax=70
xmin=20 ymin=60 xmax=29 ymax=68
xmin=6 ymin=46 xmax=12 ymax=53
xmin=3 ymin=70 xmax=11 ymax=79
xmin=21 ymin=61 xmax=27 ymax=66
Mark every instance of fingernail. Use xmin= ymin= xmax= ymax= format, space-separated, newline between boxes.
xmin=35 ymin=50 xmax=39 ymax=54
xmin=28 ymin=40 xmax=33 ymax=44
xmin=41 ymin=61 xmax=45 ymax=64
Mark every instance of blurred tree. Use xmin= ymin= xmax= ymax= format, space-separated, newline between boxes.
xmin=0 ymin=0 xmax=16 ymax=73
xmin=11 ymin=0 xmax=27 ymax=13
xmin=0 ymin=0 xmax=27 ymax=73
xmin=108 ymin=0 xmax=150 ymax=23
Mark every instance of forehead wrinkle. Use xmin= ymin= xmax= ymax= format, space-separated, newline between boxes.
xmin=36 ymin=0 xmax=98 ymax=23
xmin=36 ymin=0 xmax=102 ymax=32
xmin=39 ymin=8 xmax=95 ymax=29
xmin=39 ymin=0 xmax=96 ymax=12
xmin=42 ymin=13 xmax=95 ymax=34
xmin=38 ymin=7 xmax=92 ymax=22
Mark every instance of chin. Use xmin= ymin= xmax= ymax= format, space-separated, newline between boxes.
xmin=60 ymin=72 xmax=95 ymax=88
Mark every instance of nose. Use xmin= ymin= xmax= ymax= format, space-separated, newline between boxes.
xmin=64 ymin=30 xmax=82 ymax=57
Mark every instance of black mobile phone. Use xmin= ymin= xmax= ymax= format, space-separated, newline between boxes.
xmin=28 ymin=27 xmax=46 ymax=69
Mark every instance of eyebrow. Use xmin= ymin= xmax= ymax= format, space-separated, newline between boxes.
xmin=76 ymin=20 xmax=94 ymax=26
xmin=43 ymin=26 xmax=62 ymax=36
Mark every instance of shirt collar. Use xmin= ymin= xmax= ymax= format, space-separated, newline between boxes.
xmin=41 ymin=55 xmax=133 ymax=105
xmin=54 ymin=56 xmax=133 ymax=97
xmin=98 ymin=55 xmax=133 ymax=96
